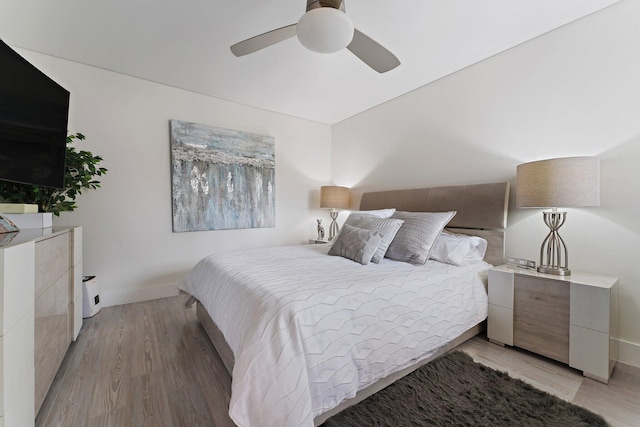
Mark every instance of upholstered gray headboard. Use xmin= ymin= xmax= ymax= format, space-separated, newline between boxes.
xmin=359 ymin=182 xmax=510 ymax=266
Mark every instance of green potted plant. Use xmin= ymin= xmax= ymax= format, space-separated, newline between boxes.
xmin=0 ymin=132 xmax=107 ymax=216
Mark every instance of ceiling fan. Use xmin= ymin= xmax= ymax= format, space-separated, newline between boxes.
xmin=230 ymin=0 xmax=400 ymax=73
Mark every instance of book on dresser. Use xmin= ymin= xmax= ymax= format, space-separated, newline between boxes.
xmin=0 ymin=203 xmax=39 ymax=214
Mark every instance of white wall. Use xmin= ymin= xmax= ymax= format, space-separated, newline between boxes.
xmin=15 ymin=49 xmax=332 ymax=306
xmin=11 ymin=2 xmax=639 ymax=367
xmin=332 ymin=0 xmax=640 ymax=367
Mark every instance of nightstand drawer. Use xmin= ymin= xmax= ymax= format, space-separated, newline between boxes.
xmin=514 ymin=275 xmax=569 ymax=322
xmin=514 ymin=309 xmax=569 ymax=364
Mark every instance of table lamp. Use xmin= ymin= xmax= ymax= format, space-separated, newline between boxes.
xmin=516 ymin=157 xmax=600 ymax=276
xmin=320 ymin=185 xmax=350 ymax=240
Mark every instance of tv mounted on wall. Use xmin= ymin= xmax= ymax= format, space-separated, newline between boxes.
xmin=0 ymin=39 xmax=70 ymax=188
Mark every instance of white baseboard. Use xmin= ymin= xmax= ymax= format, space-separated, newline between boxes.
xmin=100 ymin=282 xmax=179 ymax=307
xmin=617 ymin=338 xmax=640 ymax=368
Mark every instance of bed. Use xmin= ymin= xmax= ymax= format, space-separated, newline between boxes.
xmin=180 ymin=181 xmax=510 ymax=427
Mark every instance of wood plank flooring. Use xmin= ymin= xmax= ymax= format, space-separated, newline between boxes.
xmin=37 ymin=296 xmax=235 ymax=427
xmin=38 ymin=295 xmax=640 ymax=426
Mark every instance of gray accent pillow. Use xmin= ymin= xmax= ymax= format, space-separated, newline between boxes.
xmin=343 ymin=214 xmax=404 ymax=263
xmin=331 ymin=212 xmax=378 ymax=242
xmin=385 ymin=211 xmax=457 ymax=265
xmin=328 ymin=223 xmax=383 ymax=265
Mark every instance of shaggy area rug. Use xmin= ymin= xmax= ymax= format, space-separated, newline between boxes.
xmin=322 ymin=351 xmax=607 ymax=427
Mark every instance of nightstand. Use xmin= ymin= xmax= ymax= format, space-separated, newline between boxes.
xmin=308 ymin=239 xmax=328 ymax=244
xmin=488 ymin=265 xmax=619 ymax=383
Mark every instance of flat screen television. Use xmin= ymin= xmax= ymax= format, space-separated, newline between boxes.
xmin=0 ymin=39 xmax=69 ymax=188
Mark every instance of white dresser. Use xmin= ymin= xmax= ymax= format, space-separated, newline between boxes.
xmin=0 ymin=227 xmax=82 ymax=426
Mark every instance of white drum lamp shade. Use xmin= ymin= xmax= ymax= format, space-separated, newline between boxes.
xmin=517 ymin=157 xmax=600 ymax=209
xmin=297 ymin=8 xmax=354 ymax=53
xmin=320 ymin=185 xmax=350 ymax=240
xmin=516 ymin=156 xmax=600 ymax=275
xmin=320 ymin=185 xmax=350 ymax=210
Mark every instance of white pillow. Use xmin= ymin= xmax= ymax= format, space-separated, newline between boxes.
xmin=348 ymin=208 xmax=396 ymax=219
xmin=430 ymin=232 xmax=488 ymax=266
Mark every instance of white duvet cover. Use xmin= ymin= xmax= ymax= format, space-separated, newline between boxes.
xmin=179 ymin=244 xmax=489 ymax=427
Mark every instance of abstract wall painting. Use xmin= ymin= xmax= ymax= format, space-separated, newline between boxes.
xmin=170 ymin=120 xmax=275 ymax=232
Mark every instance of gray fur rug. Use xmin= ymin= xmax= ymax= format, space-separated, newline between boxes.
xmin=322 ymin=351 xmax=607 ymax=427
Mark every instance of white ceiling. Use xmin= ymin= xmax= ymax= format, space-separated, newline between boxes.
xmin=0 ymin=0 xmax=621 ymax=124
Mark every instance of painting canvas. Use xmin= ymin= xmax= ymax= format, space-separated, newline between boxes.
xmin=170 ymin=120 xmax=275 ymax=232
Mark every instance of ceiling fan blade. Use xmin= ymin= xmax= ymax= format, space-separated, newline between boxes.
xmin=347 ymin=29 xmax=400 ymax=73
xmin=230 ymin=24 xmax=298 ymax=57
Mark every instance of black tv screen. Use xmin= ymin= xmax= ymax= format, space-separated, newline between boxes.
xmin=0 ymin=39 xmax=69 ymax=188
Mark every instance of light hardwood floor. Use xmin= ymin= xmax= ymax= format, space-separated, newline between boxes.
xmin=37 ymin=295 xmax=640 ymax=427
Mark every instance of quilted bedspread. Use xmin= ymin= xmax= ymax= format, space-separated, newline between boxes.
xmin=179 ymin=244 xmax=489 ymax=427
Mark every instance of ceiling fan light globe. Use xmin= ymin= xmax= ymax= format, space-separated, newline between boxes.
xmin=297 ymin=8 xmax=354 ymax=54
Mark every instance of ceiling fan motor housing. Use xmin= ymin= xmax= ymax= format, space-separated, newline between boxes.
xmin=297 ymin=7 xmax=354 ymax=53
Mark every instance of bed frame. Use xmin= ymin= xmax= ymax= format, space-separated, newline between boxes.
xmin=196 ymin=181 xmax=510 ymax=426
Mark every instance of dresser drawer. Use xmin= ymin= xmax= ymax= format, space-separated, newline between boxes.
xmin=514 ymin=274 xmax=570 ymax=364
xmin=33 ymin=230 xmax=73 ymax=416
xmin=34 ymin=269 xmax=70 ymax=413
xmin=35 ymin=233 xmax=71 ymax=298
xmin=514 ymin=275 xmax=569 ymax=321
xmin=514 ymin=309 xmax=569 ymax=363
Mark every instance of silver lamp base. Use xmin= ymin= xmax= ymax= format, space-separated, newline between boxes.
xmin=537 ymin=265 xmax=571 ymax=276
xmin=328 ymin=209 xmax=340 ymax=241
xmin=538 ymin=209 xmax=571 ymax=276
